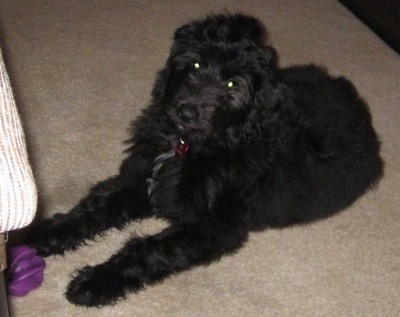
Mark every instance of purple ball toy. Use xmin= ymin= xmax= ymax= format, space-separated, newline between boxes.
xmin=6 ymin=245 xmax=46 ymax=296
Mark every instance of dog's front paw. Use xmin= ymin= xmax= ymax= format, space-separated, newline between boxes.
xmin=66 ymin=265 xmax=130 ymax=307
xmin=25 ymin=214 xmax=79 ymax=257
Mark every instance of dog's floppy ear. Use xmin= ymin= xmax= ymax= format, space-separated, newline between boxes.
xmin=174 ymin=13 xmax=268 ymax=46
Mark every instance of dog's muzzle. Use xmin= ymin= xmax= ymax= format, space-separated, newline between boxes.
xmin=177 ymin=103 xmax=199 ymax=123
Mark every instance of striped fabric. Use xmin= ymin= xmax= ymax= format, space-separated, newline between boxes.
xmin=0 ymin=49 xmax=37 ymax=233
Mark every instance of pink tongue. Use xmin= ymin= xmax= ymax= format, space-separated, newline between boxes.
xmin=175 ymin=141 xmax=189 ymax=158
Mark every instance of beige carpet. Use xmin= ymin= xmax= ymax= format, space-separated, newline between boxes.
xmin=1 ymin=1 xmax=399 ymax=316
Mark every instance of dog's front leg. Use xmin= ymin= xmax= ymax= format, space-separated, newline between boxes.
xmin=26 ymin=175 xmax=152 ymax=257
xmin=65 ymin=207 xmax=248 ymax=307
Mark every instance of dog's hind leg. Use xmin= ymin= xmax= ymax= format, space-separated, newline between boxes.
xmin=25 ymin=175 xmax=152 ymax=257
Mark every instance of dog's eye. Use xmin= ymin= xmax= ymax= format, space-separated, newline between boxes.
xmin=227 ymin=80 xmax=235 ymax=88
xmin=193 ymin=62 xmax=201 ymax=69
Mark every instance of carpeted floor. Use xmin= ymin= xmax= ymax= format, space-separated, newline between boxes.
xmin=0 ymin=1 xmax=399 ymax=316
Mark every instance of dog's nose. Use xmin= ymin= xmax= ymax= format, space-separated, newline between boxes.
xmin=177 ymin=104 xmax=199 ymax=123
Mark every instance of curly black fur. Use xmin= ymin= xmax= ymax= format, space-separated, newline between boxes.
xmin=26 ymin=13 xmax=383 ymax=307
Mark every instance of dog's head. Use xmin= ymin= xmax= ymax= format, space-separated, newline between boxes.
xmin=173 ymin=13 xmax=268 ymax=46
xmin=152 ymin=14 xmax=283 ymax=143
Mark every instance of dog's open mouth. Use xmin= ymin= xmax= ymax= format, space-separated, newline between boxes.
xmin=175 ymin=138 xmax=190 ymax=158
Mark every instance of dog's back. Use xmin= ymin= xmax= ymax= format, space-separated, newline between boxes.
xmin=244 ymin=65 xmax=383 ymax=229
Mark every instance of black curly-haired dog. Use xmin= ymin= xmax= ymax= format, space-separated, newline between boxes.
xmin=26 ymin=13 xmax=383 ymax=307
